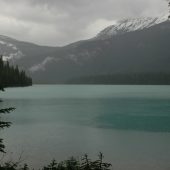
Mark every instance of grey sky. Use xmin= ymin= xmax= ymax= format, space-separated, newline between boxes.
xmin=0 ymin=0 xmax=168 ymax=46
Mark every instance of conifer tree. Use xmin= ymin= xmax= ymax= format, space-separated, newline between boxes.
xmin=0 ymin=56 xmax=32 ymax=88
xmin=166 ymin=0 xmax=170 ymax=19
xmin=0 ymin=55 xmax=26 ymax=153
xmin=0 ymin=88 xmax=15 ymax=153
xmin=168 ymin=1 xmax=170 ymax=19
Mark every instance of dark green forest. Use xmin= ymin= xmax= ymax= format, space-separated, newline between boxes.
xmin=0 ymin=56 xmax=32 ymax=88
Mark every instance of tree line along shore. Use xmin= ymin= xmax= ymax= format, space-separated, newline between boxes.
xmin=0 ymin=56 xmax=32 ymax=89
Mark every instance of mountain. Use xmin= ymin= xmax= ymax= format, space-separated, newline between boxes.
xmin=0 ymin=35 xmax=58 ymax=65
xmin=0 ymin=14 xmax=170 ymax=83
xmin=95 ymin=14 xmax=168 ymax=39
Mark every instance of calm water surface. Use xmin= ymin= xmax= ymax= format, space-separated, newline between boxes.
xmin=0 ymin=85 xmax=170 ymax=170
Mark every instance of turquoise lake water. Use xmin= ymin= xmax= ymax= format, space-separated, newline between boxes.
xmin=0 ymin=85 xmax=170 ymax=169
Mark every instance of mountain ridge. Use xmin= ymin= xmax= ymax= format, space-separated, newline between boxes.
xmin=0 ymin=14 xmax=170 ymax=83
xmin=96 ymin=13 xmax=169 ymax=40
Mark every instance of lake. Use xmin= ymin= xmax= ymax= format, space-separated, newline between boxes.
xmin=0 ymin=85 xmax=170 ymax=170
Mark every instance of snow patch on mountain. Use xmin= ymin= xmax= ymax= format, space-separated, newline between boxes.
xmin=96 ymin=14 xmax=169 ymax=40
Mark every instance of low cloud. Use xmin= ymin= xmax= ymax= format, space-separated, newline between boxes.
xmin=29 ymin=57 xmax=56 ymax=72
xmin=0 ymin=0 xmax=167 ymax=46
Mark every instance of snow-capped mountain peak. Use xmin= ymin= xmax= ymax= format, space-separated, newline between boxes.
xmin=96 ymin=14 xmax=169 ymax=40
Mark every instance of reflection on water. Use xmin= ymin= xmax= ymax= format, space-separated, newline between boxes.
xmin=0 ymin=85 xmax=170 ymax=170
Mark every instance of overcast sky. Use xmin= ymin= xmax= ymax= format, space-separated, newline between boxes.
xmin=0 ymin=0 xmax=168 ymax=46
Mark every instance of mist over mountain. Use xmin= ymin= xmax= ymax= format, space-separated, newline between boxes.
xmin=0 ymin=14 xmax=170 ymax=84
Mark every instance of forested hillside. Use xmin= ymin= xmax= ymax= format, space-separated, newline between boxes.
xmin=0 ymin=56 xmax=32 ymax=88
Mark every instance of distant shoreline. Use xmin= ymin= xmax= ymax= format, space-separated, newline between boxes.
xmin=32 ymin=73 xmax=170 ymax=85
